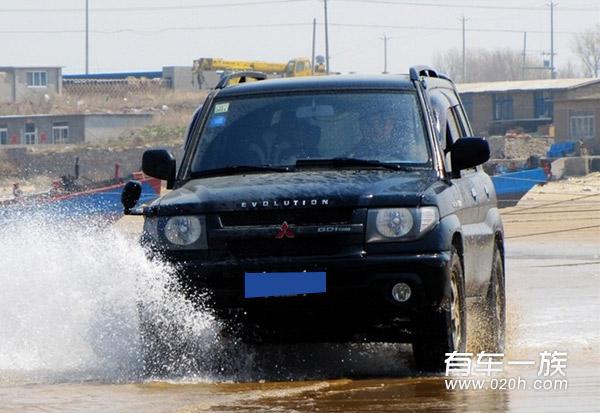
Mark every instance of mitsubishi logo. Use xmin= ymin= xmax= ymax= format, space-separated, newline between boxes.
xmin=275 ymin=221 xmax=295 ymax=239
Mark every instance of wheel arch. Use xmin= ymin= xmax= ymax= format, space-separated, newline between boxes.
xmin=451 ymin=231 xmax=464 ymax=271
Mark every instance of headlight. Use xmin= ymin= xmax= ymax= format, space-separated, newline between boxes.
xmin=164 ymin=216 xmax=203 ymax=246
xmin=375 ymin=208 xmax=414 ymax=238
xmin=367 ymin=207 xmax=439 ymax=242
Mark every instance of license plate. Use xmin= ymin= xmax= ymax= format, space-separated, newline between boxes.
xmin=244 ymin=271 xmax=326 ymax=298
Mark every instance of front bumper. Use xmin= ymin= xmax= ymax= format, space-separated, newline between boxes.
xmin=173 ymin=251 xmax=452 ymax=343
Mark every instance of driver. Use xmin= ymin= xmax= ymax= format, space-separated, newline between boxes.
xmin=351 ymin=108 xmax=398 ymax=158
xmin=351 ymin=106 xmax=427 ymax=162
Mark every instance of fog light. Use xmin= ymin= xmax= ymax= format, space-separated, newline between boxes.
xmin=391 ymin=283 xmax=411 ymax=302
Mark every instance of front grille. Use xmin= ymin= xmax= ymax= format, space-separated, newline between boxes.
xmin=226 ymin=237 xmax=345 ymax=258
xmin=219 ymin=208 xmax=354 ymax=227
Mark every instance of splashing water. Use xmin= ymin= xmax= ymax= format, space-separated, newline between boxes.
xmin=0 ymin=215 xmax=415 ymax=385
xmin=0 ymin=216 xmax=221 ymax=383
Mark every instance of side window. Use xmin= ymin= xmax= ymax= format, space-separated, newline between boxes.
xmin=447 ymin=107 xmax=477 ymax=175
xmin=454 ymin=104 xmax=472 ymax=137
xmin=183 ymin=106 xmax=203 ymax=153
xmin=446 ymin=109 xmax=462 ymax=143
xmin=0 ymin=126 xmax=7 ymax=145
xmin=428 ymin=91 xmax=448 ymax=151
xmin=451 ymin=91 xmax=473 ymax=137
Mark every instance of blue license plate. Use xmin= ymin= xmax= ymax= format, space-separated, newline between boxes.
xmin=244 ymin=271 xmax=326 ymax=298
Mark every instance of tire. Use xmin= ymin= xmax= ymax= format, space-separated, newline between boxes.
xmin=479 ymin=245 xmax=506 ymax=353
xmin=412 ymin=248 xmax=467 ymax=372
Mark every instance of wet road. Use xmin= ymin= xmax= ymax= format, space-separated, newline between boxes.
xmin=1 ymin=188 xmax=599 ymax=412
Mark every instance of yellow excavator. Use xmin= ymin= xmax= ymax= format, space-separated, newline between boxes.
xmin=193 ymin=56 xmax=327 ymax=89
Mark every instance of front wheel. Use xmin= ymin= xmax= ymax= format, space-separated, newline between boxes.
xmin=412 ymin=248 xmax=467 ymax=372
xmin=480 ymin=246 xmax=506 ymax=353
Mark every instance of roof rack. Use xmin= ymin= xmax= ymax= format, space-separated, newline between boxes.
xmin=409 ymin=65 xmax=453 ymax=83
xmin=215 ymin=71 xmax=268 ymax=89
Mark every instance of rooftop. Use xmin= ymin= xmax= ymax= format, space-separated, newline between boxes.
xmin=457 ymin=78 xmax=600 ymax=94
xmin=215 ymin=74 xmax=415 ymax=97
xmin=0 ymin=66 xmax=63 ymax=71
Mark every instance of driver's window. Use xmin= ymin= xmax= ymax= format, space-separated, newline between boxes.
xmin=446 ymin=109 xmax=462 ymax=143
xmin=447 ymin=108 xmax=476 ymax=176
xmin=445 ymin=110 xmax=461 ymax=172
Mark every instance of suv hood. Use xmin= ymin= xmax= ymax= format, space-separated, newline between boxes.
xmin=148 ymin=170 xmax=440 ymax=215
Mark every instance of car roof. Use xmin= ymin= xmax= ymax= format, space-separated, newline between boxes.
xmin=214 ymin=74 xmax=416 ymax=97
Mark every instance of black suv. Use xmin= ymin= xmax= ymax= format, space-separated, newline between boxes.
xmin=123 ymin=67 xmax=506 ymax=373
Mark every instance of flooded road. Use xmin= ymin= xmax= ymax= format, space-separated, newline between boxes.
xmin=1 ymin=184 xmax=598 ymax=412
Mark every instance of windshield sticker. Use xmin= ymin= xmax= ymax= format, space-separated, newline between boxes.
xmin=214 ymin=102 xmax=230 ymax=114
xmin=208 ymin=115 xmax=227 ymax=128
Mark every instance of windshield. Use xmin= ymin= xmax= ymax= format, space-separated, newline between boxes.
xmin=190 ymin=91 xmax=431 ymax=175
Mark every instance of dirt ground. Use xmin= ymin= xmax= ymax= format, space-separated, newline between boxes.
xmin=502 ymin=172 xmax=600 ymax=241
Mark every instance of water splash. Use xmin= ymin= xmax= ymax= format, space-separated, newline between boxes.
xmin=0 ymin=215 xmax=415 ymax=385
xmin=0 ymin=216 xmax=220 ymax=383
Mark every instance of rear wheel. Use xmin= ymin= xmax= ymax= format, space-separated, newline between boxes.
xmin=412 ymin=248 xmax=467 ymax=372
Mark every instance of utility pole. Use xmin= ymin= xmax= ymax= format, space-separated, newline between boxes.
xmin=324 ymin=0 xmax=330 ymax=74
xmin=85 ymin=0 xmax=89 ymax=74
xmin=311 ymin=18 xmax=317 ymax=75
xmin=549 ymin=2 xmax=556 ymax=79
xmin=380 ymin=33 xmax=389 ymax=74
xmin=522 ymin=31 xmax=527 ymax=80
xmin=461 ymin=15 xmax=468 ymax=82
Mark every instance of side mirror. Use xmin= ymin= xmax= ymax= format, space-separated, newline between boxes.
xmin=121 ymin=180 xmax=142 ymax=214
xmin=142 ymin=149 xmax=176 ymax=182
xmin=451 ymin=137 xmax=490 ymax=173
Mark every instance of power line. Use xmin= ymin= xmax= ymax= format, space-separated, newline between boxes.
xmin=1 ymin=0 xmax=598 ymax=13
xmin=0 ymin=22 xmax=585 ymax=36
xmin=0 ymin=23 xmax=314 ymax=35
xmin=327 ymin=22 xmax=583 ymax=35
xmin=334 ymin=0 xmax=600 ymax=12
xmin=0 ymin=0 xmax=310 ymax=13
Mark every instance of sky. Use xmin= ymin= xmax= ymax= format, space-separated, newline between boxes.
xmin=1 ymin=0 xmax=599 ymax=75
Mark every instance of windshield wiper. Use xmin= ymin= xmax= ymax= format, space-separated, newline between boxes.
xmin=295 ymin=157 xmax=412 ymax=171
xmin=191 ymin=164 xmax=292 ymax=178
